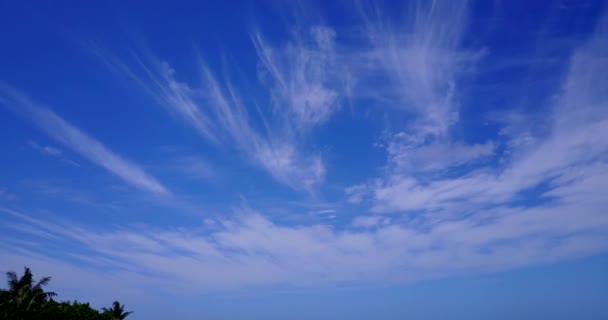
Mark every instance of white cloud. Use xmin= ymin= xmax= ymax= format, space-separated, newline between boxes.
xmin=386 ymin=137 xmax=495 ymax=174
xmin=351 ymin=215 xmax=383 ymax=228
xmin=85 ymin=1 xmax=482 ymax=193
xmin=0 ymin=85 xmax=169 ymax=195
xmin=343 ymin=1 xmax=495 ymax=208
xmin=344 ymin=184 xmax=368 ymax=204
xmin=367 ymin=9 xmax=608 ymax=214
xmin=90 ymin=45 xmax=325 ymax=192
xmin=41 ymin=145 xmax=62 ymax=156
xmin=90 ymin=45 xmax=221 ymax=143
xmin=254 ymin=142 xmax=325 ymax=192
xmin=358 ymin=1 xmax=475 ymax=139
xmin=253 ymin=26 xmax=346 ymax=127
xmin=2 ymin=179 xmax=607 ymax=293
xmin=314 ymin=209 xmax=336 ymax=215
xmin=27 ymin=140 xmax=80 ymax=166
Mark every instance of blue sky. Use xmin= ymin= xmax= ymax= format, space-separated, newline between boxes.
xmin=1 ymin=0 xmax=607 ymax=319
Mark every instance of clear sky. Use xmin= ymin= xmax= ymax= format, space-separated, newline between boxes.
xmin=1 ymin=0 xmax=607 ymax=319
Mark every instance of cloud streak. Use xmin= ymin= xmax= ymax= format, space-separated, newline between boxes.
xmin=252 ymin=26 xmax=348 ymax=128
xmin=27 ymin=140 xmax=80 ymax=166
xmin=358 ymin=0 xmax=474 ymax=138
xmin=89 ymin=43 xmax=326 ymax=192
xmin=0 ymin=85 xmax=169 ymax=195
xmin=368 ymin=8 xmax=608 ymax=214
xmin=2 ymin=178 xmax=607 ymax=293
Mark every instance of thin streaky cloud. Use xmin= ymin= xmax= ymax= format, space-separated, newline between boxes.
xmin=89 ymin=44 xmax=326 ymax=192
xmin=358 ymin=0 xmax=475 ymax=143
xmin=88 ymin=43 xmax=221 ymax=144
xmin=0 ymin=85 xmax=170 ymax=196
xmin=27 ymin=140 xmax=80 ymax=166
xmin=195 ymin=56 xmax=327 ymax=191
xmin=368 ymin=8 xmax=608 ymax=215
xmin=2 ymin=194 xmax=607 ymax=291
xmin=252 ymin=26 xmax=346 ymax=128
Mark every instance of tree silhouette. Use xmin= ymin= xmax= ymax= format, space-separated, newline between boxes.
xmin=40 ymin=300 xmax=116 ymax=320
xmin=102 ymin=301 xmax=133 ymax=320
xmin=0 ymin=266 xmax=56 ymax=320
xmin=1 ymin=267 xmax=130 ymax=320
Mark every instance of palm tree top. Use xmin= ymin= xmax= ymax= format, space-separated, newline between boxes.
xmin=4 ymin=266 xmax=55 ymax=296
xmin=1 ymin=266 xmax=57 ymax=317
xmin=102 ymin=300 xmax=133 ymax=320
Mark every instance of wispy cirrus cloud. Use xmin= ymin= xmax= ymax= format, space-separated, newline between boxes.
xmin=358 ymin=0 xmax=475 ymax=139
xmin=2 ymin=175 xmax=607 ymax=293
xmin=344 ymin=184 xmax=368 ymax=204
xmin=252 ymin=26 xmax=349 ymax=128
xmin=386 ymin=138 xmax=495 ymax=174
xmin=88 ymin=43 xmax=326 ymax=192
xmin=27 ymin=140 xmax=80 ymax=166
xmin=364 ymin=7 xmax=608 ymax=215
xmin=86 ymin=2 xmax=478 ymax=194
xmin=328 ymin=0 xmax=501 ymax=209
xmin=0 ymin=85 xmax=170 ymax=196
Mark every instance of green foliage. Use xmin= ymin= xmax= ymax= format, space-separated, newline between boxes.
xmin=39 ymin=301 xmax=117 ymax=320
xmin=0 ymin=267 xmax=56 ymax=320
xmin=0 ymin=267 xmax=131 ymax=320
xmin=102 ymin=301 xmax=133 ymax=320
